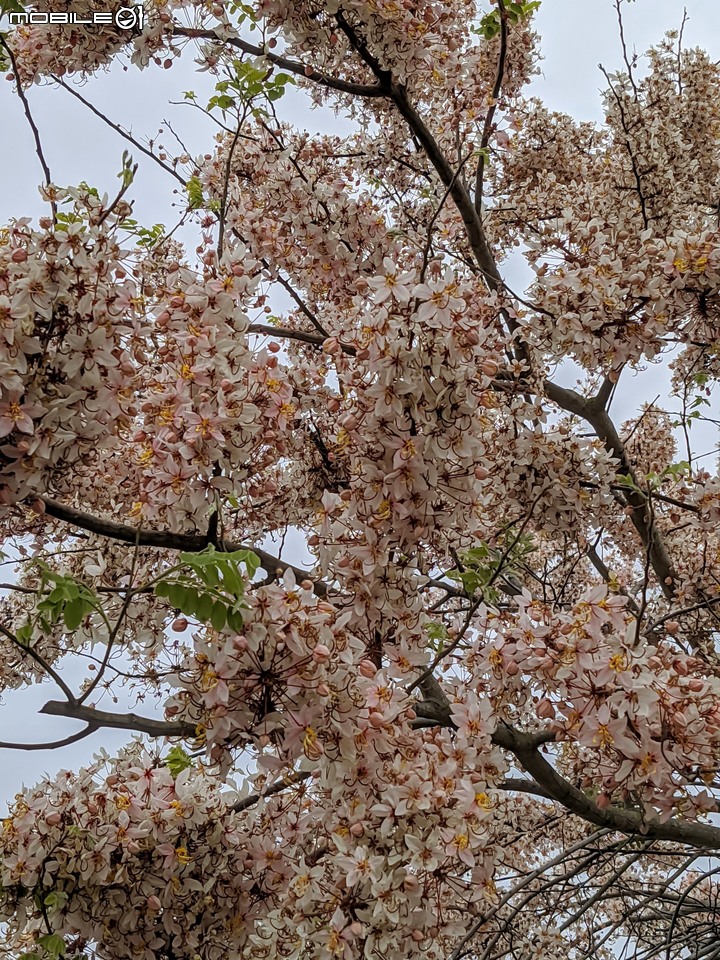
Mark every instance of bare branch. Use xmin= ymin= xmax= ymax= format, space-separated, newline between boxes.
xmin=474 ymin=0 xmax=508 ymax=215
xmin=1 ymin=36 xmax=57 ymax=217
xmin=0 ymin=724 xmax=98 ymax=751
xmin=40 ymin=699 xmax=195 ymax=739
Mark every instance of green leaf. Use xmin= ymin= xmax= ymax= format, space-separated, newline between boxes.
xmin=63 ymin=596 xmax=89 ymax=631
xmin=195 ymin=591 xmax=214 ymax=623
xmin=165 ymin=744 xmax=194 ymax=778
xmin=37 ymin=934 xmax=65 ymax=959
xmin=44 ymin=891 xmax=68 ymax=912
xmin=227 ymin=609 xmax=245 ymax=632
xmin=117 ymin=151 xmax=136 ymax=188
xmin=210 ymin=602 xmax=227 ymax=631
xmin=663 ymin=460 xmax=690 ymax=480
xmin=166 ymin=582 xmax=190 ymax=612
xmin=425 ymin=622 xmax=448 ymax=642
xmin=186 ymin=176 xmax=205 ymax=210
xmin=0 ymin=0 xmax=25 ymax=15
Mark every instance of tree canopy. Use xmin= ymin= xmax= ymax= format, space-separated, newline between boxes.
xmin=1 ymin=1 xmax=720 ymax=958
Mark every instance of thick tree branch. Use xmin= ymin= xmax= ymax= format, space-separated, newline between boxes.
xmin=38 ymin=497 xmax=331 ymax=597
xmin=492 ymin=722 xmax=720 ymax=850
xmin=248 ymin=322 xmax=356 ymax=355
xmin=334 ymin=12 xmax=503 ymax=293
xmin=174 ymin=27 xmax=384 ymax=99
xmin=40 ymin=699 xmax=195 ymax=739
xmin=544 ymin=381 xmax=679 ymax=602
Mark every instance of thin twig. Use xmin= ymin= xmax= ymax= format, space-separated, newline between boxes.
xmin=55 ymin=78 xmax=187 ymax=186
xmin=1 ymin=36 xmax=57 ymax=217
xmin=0 ymin=622 xmax=76 ymax=703
xmin=474 ymin=0 xmax=508 ymax=215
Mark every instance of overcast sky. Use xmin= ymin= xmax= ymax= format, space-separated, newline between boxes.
xmin=0 ymin=0 xmax=718 ymax=805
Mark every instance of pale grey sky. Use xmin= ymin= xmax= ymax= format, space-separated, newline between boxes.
xmin=0 ymin=0 xmax=718 ymax=804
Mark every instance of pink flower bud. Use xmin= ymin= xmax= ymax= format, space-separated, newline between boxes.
xmin=11 ymin=248 xmax=27 ymax=263
xmin=171 ymin=618 xmax=188 ymax=632
xmin=474 ymin=465 xmax=489 ymax=480
xmin=480 ymin=358 xmax=499 ymax=377
xmin=147 ymin=896 xmax=162 ymax=911
xmin=411 ymin=930 xmax=424 ymax=942
xmin=369 ymin=711 xmax=384 ymax=728
xmin=359 ymin=659 xmax=377 ymax=679
xmin=45 ymin=812 xmax=62 ymax=826
xmin=536 ymin=698 xmax=555 ymax=720
xmin=349 ymin=822 xmax=364 ymax=837
xmin=665 ymin=621 xmax=680 ymax=636
xmin=312 ymin=643 xmax=331 ymax=663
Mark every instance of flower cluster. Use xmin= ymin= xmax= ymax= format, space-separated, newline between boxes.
xmin=0 ymin=193 xmax=149 ymax=507
xmin=166 ymin=571 xmax=366 ymax=766
xmin=474 ymin=586 xmax=720 ymax=816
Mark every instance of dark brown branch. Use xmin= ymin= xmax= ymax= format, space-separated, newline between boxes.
xmin=492 ymin=722 xmax=720 ymax=850
xmin=1 ymin=36 xmax=57 ymax=217
xmin=232 ymin=770 xmax=313 ymax=812
xmin=474 ymin=0 xmax=508 ymax=215
xmin=647 ymin=595 xmax=720 ymax=634
xmin=174 ymin=27 xmax=384 ymax=99
xmin=38 ymin=497 xmax=331 ymax=597
xmin=544 ymin=381 xmax=679 ymax=602
xmin=248 ymin=323 xmax=356 ymax=355
xmin=334 ymin=12 xmax=503 ymax=293
xmin=497 ymin=777 xmax=555 ymax=802
xmin=40 ymin=699 xmax=195 ymax=739
xmin=0 ymin=724 xmax=98 ymax=751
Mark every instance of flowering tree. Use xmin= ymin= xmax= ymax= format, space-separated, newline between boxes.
xmin=1 ymin=0 xmax=720 ymax=957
